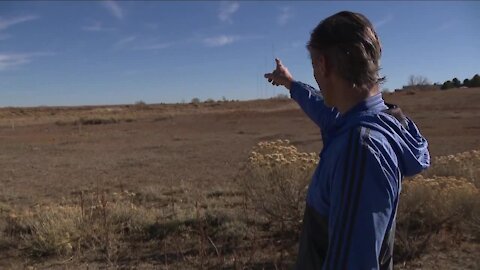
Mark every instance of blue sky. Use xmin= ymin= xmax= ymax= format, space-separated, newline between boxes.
xmin=0 ymin=1 xmax=479 ymax=107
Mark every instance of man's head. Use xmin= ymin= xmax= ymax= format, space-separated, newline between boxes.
xmin=307 ymin=11 xmax=384 ymax=108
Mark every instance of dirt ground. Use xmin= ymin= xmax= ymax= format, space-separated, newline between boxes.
xmin=0 ymin=87 xmax=479 ymax=268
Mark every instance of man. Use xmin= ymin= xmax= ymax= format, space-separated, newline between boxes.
xmin=264 ymin=11 xmax=430 ymax=269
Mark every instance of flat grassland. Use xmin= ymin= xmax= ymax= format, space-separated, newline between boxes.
xmin=0 ymin=87 xmax=479 ymax=269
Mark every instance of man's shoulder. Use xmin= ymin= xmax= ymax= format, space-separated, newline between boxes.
xmin=358 ymin=126 xmax=400 ymax=168
xmin=337 ymin=125 xmax=396 ymax=160
xmin=326 ymin=117 xmax=399 ymax=158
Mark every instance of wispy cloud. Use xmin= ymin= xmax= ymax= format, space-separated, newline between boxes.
xmin=102 ymin=0 xmax=124 ymax=20
xmin=133 ymin=42 xmax=172 ymax=51
xmin=203 ymin=35 xmax=236 ymax=47
xmin=0 ymin=52 xmax=54 ymax=71
xmin=374 ymin=14 xmax=394 ymax=29
xmin=114 ymin=35 xmax=136 ymax=49
xmin=82 ymin=20 xmax=116 ymax=32
xmin=202 ymin=34 xmax=263 ymax=47
xmin=0 ymin=15 xmax=39 ymax=31
xmin=0 ymin=53 xmax=29 ymax=70
xmin=218 ymin=1 xmax=239 ymax=23
xmin=114 ymin=36 xmax=172 ymax=51
xmin=277 ymin=7 xmax=293 ymax=26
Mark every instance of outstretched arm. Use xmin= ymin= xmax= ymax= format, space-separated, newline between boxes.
xmin=289 ymin=81 xmax=338 ymax=132
xmin=264 ymin=58 xmax=338 ymax=131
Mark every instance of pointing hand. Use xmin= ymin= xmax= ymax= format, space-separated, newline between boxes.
xmin=264 ymin=58 xmax=294 ymax=90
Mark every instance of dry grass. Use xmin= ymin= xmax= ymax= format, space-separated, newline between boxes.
xmin=1 ymin=141 xmax=479 ymax=268
xmin=1 ymin=186 xmax=255 ymax=268
xmin=4 ymin=190 xmax=157 ymax=260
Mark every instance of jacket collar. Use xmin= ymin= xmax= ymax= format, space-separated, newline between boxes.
xmin=333 ymin=93 xmax=387 ymax=129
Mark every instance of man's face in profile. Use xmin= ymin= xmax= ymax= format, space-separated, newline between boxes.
xmin=310 ymin=49 xmax=334 ymax=108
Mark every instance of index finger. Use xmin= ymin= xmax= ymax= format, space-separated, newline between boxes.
xmin=275 ymin=58 xmax=283 ymax=67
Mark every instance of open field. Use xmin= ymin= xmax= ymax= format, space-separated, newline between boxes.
xmin=0 ymin=87 xmax=479 ymax=269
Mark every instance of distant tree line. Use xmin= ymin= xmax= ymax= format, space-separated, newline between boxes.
xmin=407 ymin=75 xmax=431 ymax=87
xmin=398 ymin=74 xmax=480 ymax=92
xmin=440 ymin=74 xmax=480 ymax=90
xmin=398 ymin=75 xmax=438 ymax=91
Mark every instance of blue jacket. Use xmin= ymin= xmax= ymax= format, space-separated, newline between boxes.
xmin=291 ymin=81 xmax=430 ymax=270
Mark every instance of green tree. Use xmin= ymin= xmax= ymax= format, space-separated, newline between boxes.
xmin=191 ymin=97 xmax=201 ymax=104
xmin=463 ymin=78 xmax=471 ymax=87
xmin=452 ymin=78 xmax=461 ymax=88
xmin=441 ymin=80 xmax=454 ymax=90
xmin=471 ymin=74 xmax=480 ymax=87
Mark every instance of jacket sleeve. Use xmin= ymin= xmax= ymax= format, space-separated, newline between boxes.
xmin=290 ymin=81 xmax=338 ymax=132
xmin=323 ymin=127 xmax=399 ymax=270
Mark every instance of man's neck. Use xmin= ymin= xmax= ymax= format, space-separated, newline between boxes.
xmin=336 ymin=87 xmax=379 ymax=115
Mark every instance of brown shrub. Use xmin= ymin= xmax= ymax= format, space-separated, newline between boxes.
xmin=422 ymin=150 xmax=480 ymax=188
xmin=395 ymin=176 xmax=479 ymax=262
xmin=242 ymin=140 xmax=318 ymax=233
xmin=242 ymin=141 xmax=480 ymax=263
xmin=55 ymin=116 xmax=136 ymax=126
